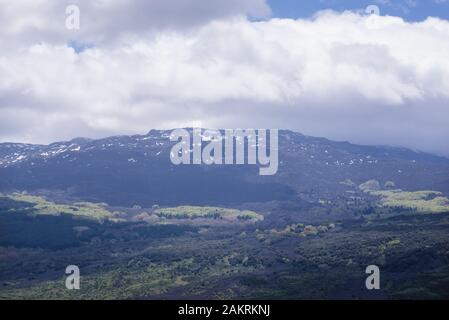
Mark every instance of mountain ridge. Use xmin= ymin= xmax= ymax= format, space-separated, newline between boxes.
xmin=1 ymin=128 xmax=448 ymax=162
xmin=1 ymin=128 xmax=449 ymax=208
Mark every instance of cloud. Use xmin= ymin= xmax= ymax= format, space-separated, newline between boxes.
xmin=0 ymin=0 xmax=271 ymax=47
xmin=0 ymin=5 xmax=449 ymax=156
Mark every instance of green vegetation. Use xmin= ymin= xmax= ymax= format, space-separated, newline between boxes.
xmin=339 ymin=179 xmax=356 ymax=187
xmin=384 ymin=181 xmax=396 ymax=189
xmin=356 ymin=179 xmax=449 ymax=214
xmin=0 ymin=252 xmax=262 ymax=300
xmin=6 ymin=193 xmax=118 ymax=221
xmin=2 ymin=190 xmax=449 ymax=300
xmin=358 ymin=179 xmax=381 ymax=192
xmin=370 ymin=190 xmax=449 ymax=213
xmin=0 ymin=259 xmax=194 ymax=300
xmin=154 ymin=206 xmax=263 ymax=222
xmin=256 ymin=222 xmax=336 ymax=244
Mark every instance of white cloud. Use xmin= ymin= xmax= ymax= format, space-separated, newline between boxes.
xmin=0 ymin=0 xmax=271 ymax=48
xmin=0 ymin=5 xmax=449 ymax=156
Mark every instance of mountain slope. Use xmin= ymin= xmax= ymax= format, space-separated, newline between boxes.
xmin=1 ymin=129 xmax=448 ymax=207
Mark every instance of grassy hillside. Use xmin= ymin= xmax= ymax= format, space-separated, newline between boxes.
xmin=154 ymin=206 xmax=263 ymax=222
xmin=6 ymin=193 xmax=118 ymax=221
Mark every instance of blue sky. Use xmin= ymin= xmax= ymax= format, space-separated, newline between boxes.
xmin=268 ymin=0 xmax=449 ymax=21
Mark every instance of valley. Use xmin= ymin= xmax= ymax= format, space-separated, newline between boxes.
xmin=1 ymin=129 xmax=449 ymax=299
